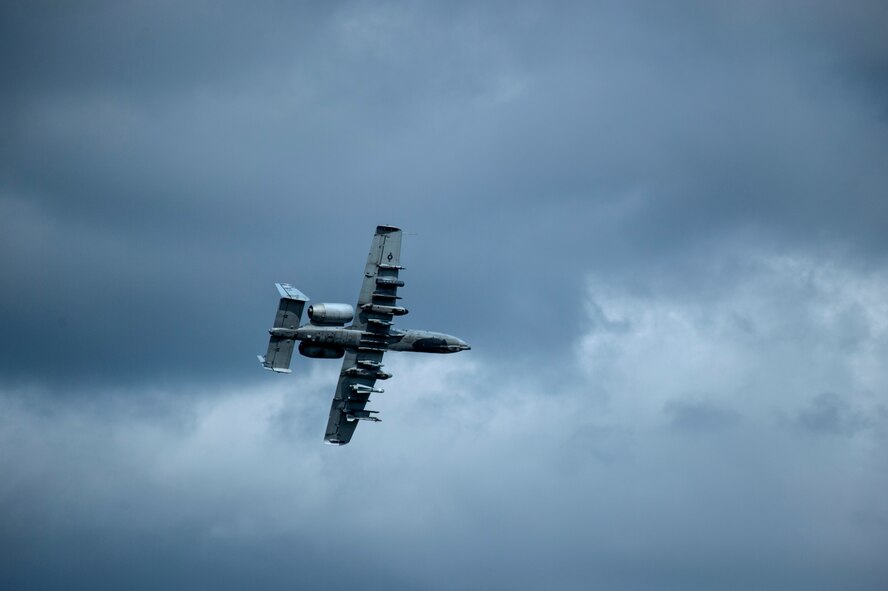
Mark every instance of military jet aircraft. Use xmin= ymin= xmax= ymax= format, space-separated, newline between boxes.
xmin=259 ymin=225 xmax=470 ymax=445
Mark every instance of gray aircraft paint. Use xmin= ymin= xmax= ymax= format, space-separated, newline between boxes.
xmin=3 ymin=3 xmax=887 ymax=589
xmin=259 ymin=226 xmax=469 ymax=444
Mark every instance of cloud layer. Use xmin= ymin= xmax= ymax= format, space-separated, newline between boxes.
xmin=3 ymin=1 xmax=888 ymax=384
xmin=2 ymin=1 xmax=888 ymax=589
xmin=4 ymin=253 xmax=887 ymax=589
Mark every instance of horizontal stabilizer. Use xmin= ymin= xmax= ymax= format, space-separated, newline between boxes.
xmin=276 ymin=283 xmax=309 ymax=301
xmin=261 ymin=283 xmax=308 ymax=373
xmin=258 ymin=354 xmax=292 ymax=373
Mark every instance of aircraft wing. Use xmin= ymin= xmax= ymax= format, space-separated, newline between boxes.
xmin=353 ymin=224 xmax=404 ymax=330
xmin=324 ymin=350 xmax=386 ymax=444
xmin=324 ymin=225 xmax=403 ymax=445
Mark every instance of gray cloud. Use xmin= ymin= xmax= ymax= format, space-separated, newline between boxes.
xmin=792 ymin=392 xmax=870 ymax=436
xmin=4 ymin=250 xmax=888 ymax=589
xmin=664 ymin=398 xmax=741 ymax=433
xmin=3 ymin=1 xmax=888 ymax=387
xmin=2 ymin=1 xmax=888 ymax=589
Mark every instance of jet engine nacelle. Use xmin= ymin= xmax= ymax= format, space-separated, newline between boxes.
xmin=298 ymin=342 xmax=345 ymax=359
xmin=308 ymin=303 xmax=354 ymax=326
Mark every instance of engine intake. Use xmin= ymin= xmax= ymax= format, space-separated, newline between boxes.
xmin=308 ymin=303 xmax=354 ymax=326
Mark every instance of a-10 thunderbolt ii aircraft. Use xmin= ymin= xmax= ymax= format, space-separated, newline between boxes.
xmin=259 ymin=225 xmax=470 ymax=445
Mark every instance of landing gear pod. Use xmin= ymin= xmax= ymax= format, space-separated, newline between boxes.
xmin=361 ymin=304 xmax=408 ymax=316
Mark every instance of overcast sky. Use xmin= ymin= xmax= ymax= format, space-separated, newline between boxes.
xmin=2 ymin=1 xmax=887 ymax=589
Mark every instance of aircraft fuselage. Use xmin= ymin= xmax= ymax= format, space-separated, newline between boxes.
xmin=259 ymin=225 xmax=470 ymax=444
xmin=269 ymin=325 xmax=470 ymax=354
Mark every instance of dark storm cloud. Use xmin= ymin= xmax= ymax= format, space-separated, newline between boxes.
xmin=792 ymin=392 xmax=870 ymax=436
xmin=2 ymin=2 xmax=888 ymax=590
xmin=4 ymin=261 xmax=888 ymax=589
xmin=3 ymin=0 xmax=888 ymax=386
xmin=664 ymin=398 xmax=741 ymax=433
